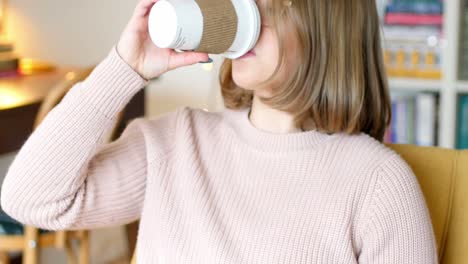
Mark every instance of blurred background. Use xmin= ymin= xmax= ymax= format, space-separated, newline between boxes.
xmin=0 ymin=0 xmax=467 ymax=263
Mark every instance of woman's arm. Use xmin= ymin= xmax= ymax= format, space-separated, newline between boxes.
xmin=356 ymin=153 xmax=439 ymax=263
xmin=0 ymin=46 xmax=159 ymax=230
xmin=1 ymin=0 xmax=208 ymax=233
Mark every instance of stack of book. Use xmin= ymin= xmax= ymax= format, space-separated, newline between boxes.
xmin=384 ymin=0 xmax=443 ymax=25
xmin=457 ymin=95 xmax=468 ymax=149
xmin=381 ymin=0 xmax=443 ymax=79
xmin=0 ymin=41 xmax=20 ymax=78
xmin=384 ymin=92 xmax=438 ymax=146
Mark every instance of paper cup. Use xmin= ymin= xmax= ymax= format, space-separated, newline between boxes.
xmin=148 ymin=0 xmax=261 ymax=59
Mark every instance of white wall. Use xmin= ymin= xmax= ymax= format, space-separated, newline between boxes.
xmin=4 ymin=0 xmax=224 ymax=117
xmin=5 ymin=0 xmax=134 ymax=66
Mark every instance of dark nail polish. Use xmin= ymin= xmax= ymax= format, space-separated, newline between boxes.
xmin=198 ymin=57 xmax=213 ymax=64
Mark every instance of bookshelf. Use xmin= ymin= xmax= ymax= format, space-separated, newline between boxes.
xmin=458 ymin=82 xmax=468 ymax=93
xmin=381 ymin=0 xmax=466 ymax=149
xmin=389 ymin=78 xmax=441 ymax=92
xmin=440 ymin=0 xmax=459 ymax=149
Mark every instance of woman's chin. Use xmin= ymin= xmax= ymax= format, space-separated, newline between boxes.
xmin=232 ymin=75 xmax=256 ymax=90
xmin=232 ymin=70 xmax=257 ymax=89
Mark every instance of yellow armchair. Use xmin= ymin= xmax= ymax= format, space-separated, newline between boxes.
xmin=388 ymin=144 xmax=468 ymax=264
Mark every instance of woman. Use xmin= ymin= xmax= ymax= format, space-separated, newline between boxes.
xmin=1 ymin=0 xmax=438 ymax=262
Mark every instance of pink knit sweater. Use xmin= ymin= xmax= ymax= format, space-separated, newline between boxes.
xmin=1 ymin=46 xmax=438 ymax=263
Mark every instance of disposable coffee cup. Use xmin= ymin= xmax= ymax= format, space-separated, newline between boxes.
xmin=148 ymin=0 xmax=261 ymax=59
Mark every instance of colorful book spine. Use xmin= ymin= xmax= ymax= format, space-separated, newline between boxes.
xmin=406 ymin=97 xmax=416 ymax=144
xmin=396 ymin=97 xmax=409 ymax=143
xmin=415 ymin=93 xmax=436 ymax=146
xmin=390 ymin=101 xmax=398 ymax=143
xmin=385 ymin=92 xmax=437 ymax=146
xmin=0 ymin=69 xmax=20 ymax=78
xmin=385 ymin=13 xmax=443 ymax=25
xmin=386 ymin=2 xmax=443 ymax=14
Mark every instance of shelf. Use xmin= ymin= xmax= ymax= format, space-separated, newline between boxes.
xmin=457 ymin=81 xmax=468 ymax=93
xmin=388 ymin=78 xmax=441 ymax=92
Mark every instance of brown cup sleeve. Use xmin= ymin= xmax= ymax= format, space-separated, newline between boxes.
xmin=193 ymin=0 xmax=238 ymax=54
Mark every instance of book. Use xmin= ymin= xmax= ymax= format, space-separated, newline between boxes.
xmin=385 ymin=13 xmax=443 ymax=25
xmin=385 ymin=1 xmax=443 ymax=14
xmin=385 ymin=92 xmax=437 ymax=146
xmin=390 ymin=100 xmax=398 ymax=143
xmin=0 ymin=57 xmax=19 ymax=72
xmin=390 ymin=95 xmax=416 ymax=144
xmin=0 ymin=51 xmax=20 ymax=72
xmin=0 ymin=41 xmax=14 ymax=53
xmin=0 ymin=69 xmax=20 ymax=78
xmin=457 ymin=95 xmax=468 ymax=149
xmin=406 ymin=97 xmax=416 ymax=144
xmin=415 ymin=93 xmax=436 ymax=146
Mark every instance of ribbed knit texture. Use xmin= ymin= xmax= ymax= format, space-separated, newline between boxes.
xmin=1 ymin=45 xmax=438 ymax=263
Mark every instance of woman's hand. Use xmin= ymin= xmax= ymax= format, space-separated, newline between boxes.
xmin=116 ymin=0 xmax=209 ymax=80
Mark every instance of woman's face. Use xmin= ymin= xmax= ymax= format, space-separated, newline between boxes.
xmin=231 ymin=0 xmax=297 ymax=97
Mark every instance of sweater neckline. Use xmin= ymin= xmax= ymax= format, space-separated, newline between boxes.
xmin=222 ymin=107 xmax=340 ymax=152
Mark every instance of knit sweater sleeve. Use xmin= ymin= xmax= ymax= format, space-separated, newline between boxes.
xmin=356 ymin=152 xmax=439 ymax=263
xmin=0 ymin=45 xmax=168 ymax=230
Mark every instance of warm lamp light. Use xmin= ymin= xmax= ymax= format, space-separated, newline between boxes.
xmin=0 ymin=86 xmax=24 ymax=110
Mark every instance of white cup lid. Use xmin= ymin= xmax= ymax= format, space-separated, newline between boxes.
xmin=222 ymin=0 xmax=261 ymax=59
xmin=148 ymin=0 xmax=178 ymax=48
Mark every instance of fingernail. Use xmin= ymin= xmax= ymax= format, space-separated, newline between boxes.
xmin=198 ymin=57 xmax=213 ymax=64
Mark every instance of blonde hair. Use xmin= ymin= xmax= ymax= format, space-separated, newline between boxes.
xmin=219 ymin=0 xmax=391 ymax=141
